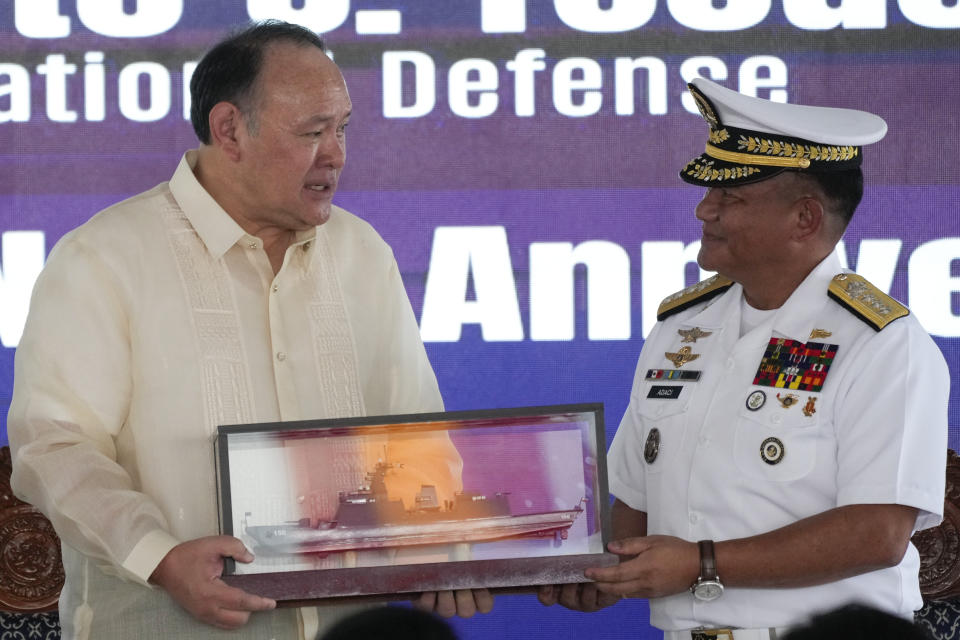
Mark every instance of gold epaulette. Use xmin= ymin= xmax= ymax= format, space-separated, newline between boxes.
xmin=657 ymin=274 xmax=735 ymax=321
xmin=827 ymin=273 xmax=909 ymax=331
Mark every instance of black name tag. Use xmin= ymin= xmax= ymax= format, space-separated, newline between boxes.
xmin=647 ymin=385 xmax=682 ymax=400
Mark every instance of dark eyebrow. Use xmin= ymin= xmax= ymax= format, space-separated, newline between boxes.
xmin=302 ymin=111 xmax=351 ymax=128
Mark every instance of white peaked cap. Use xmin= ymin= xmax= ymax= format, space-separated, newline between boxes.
xmin=681 ymin=77 xmax=887 ymax=186
xmin=692 ymin=77 xmax=887 ymax=146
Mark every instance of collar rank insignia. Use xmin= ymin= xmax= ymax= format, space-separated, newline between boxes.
xmin=665 ymin=346 xmax=700 ymax=368
xmin=752 ymin=337 xmax=839 ymax=392
xmin=679 ymin=327 xmax=713 ymax=343
xmin=828 ymin=273 xmax=908 ymax=331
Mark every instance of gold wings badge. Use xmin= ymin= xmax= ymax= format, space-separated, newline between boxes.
xmin=678 ymin=327 xmax=713 ymax=343
xmin=665 ymin=346 xmax=700 ymax=368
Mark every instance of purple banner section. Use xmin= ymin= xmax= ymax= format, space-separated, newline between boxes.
xmin=335 ymin=186 xmax=960 ymax=263
xmin=2 ymin=185 xmax=959 ymax=448
xmin=0 ymin=1 xmax=947 ymax=37
xmin=1 ymin=59 xmax=957 ymax=195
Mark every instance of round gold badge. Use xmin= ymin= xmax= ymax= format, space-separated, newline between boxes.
xmin=644 ymin=428 xmax=661 ymax=464
xmin=760 ymin=437 xmax=785 ymax=465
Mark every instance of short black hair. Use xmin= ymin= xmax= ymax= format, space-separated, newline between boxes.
xmin=782 ymin=604 xmax=932 ymax=640
xmin=189 ymin=20 xmax=326 ymax=144
xmin=319 ymin=606 xmax=458 ymax=640
xmin=803 ymin=167 xmax=864 ymax=229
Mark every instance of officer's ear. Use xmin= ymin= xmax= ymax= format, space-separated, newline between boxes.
xmin=793 ymin=196 xmax=825 ymax=243
xmin=208 ymin=101 xmax=245 ymax=161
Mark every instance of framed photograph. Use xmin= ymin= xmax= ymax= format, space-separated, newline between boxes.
xmin=214 ymin=403 xmax=617 ymax=603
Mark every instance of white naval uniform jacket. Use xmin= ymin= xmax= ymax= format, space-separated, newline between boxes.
xmin=608 ymin=251 xmax=949 ymax=631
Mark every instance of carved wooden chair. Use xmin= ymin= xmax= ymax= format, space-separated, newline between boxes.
xmin=1 ymin=445 xmax=959 ymax=639
xmin=914 ymin=449 xmax=960 ymax=639
xmin=0 ymin=446 xmax=62 ymax=640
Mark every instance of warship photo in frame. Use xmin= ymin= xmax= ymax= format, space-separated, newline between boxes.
xmin=243 ymin=457 xmax=586 ymax=555
xmin=214 ymin=404 xmax=616 ymax=602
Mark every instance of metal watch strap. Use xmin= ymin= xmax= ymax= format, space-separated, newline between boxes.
xmin=698 ymin=539 xmax=717 ymax=581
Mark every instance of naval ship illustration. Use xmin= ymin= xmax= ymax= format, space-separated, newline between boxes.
xmin=244 ymin=460 xmax=585 ymax=554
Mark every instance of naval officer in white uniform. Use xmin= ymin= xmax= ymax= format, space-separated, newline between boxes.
xmin=540 ymin=78 xmax=949 ymax=639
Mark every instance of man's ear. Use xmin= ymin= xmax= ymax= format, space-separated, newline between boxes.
xmin=208 ymin=102 xmax=244 ymax=161
xmin=794 ymin=196 xmax=825 ymax=243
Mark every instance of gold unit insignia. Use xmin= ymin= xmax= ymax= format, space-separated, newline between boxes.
xmin=776 ymin=392 xmax=800 ymax=409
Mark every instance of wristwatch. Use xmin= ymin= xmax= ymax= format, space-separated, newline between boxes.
xmin=691 ymin=539 xmax=724 ymax=601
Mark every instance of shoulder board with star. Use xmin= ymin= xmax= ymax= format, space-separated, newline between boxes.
xmin=827 ymin=273 xmax=909 ymax=331
xmin=657 ymin=274 xmax=735 ymax=321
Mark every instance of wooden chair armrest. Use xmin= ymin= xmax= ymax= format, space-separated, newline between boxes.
xmin=0 ymin=445 xmax=64 ymax=613
xmin=914 ymin=449 xmax=960 ymax=602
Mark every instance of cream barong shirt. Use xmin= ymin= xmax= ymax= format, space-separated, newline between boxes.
xmin=8 ymin=151 xmax=458 ymax=639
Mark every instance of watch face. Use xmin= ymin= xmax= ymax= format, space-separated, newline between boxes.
xmin=693 ymin=580 xmax=723 ymax=602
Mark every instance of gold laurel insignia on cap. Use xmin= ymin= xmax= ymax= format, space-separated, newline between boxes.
xmin=657 ymin=274 xmax=735 ymax=321
xmin=683 ymin=158 xmax=764 ymax=184
xmin=827 ymin=273 xmax=909 ymax=331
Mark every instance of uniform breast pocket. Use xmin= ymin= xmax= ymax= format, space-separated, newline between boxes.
xmin=636 ymin=384 xmax=693 ymax=474
xmin=733 ymin=390 xmax=820 ymax=482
